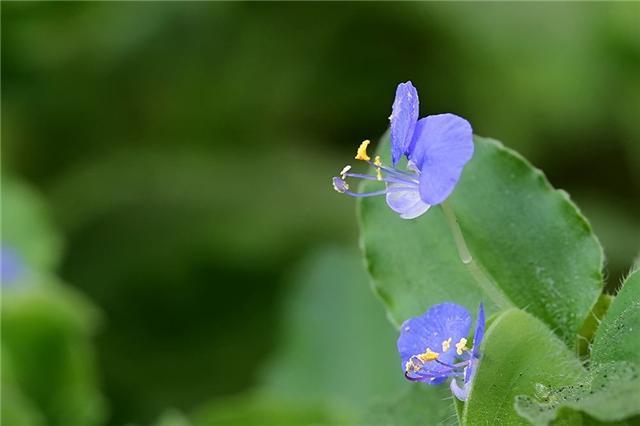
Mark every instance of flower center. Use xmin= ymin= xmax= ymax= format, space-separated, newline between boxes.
xmin=331 ymin=140 xmax=420 ymax=198
xmin=404 ymin=336 xmax=473 ymax=382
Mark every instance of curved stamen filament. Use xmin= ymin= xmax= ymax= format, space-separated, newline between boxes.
xmin=365 ymin=160 xmax=419 ymax=181
xmin=341 ymin=189 xmax=388 ymax=198
xmin=435 ymin=359 xmax=471 ymax=369
xmin=404 ymin=352 xmax=472 ymax=384
xmin=344 ymin=172 xmax=416 ymax=186
xmin=434 ymin=359 xmax=457 ymax=369
xmin=341 ymin=184 xmax=420 ymax=198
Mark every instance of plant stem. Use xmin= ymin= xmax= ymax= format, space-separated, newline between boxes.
xmin=441 ymin=201 xmax=512 ymax=309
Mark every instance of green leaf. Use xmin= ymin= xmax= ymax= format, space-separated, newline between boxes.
xmin=358 ymin=135 xmax=603 ymax=344
xmin=464 ymin=309 xmax=584 ymax=425
xmin=515 ymin=362 xmax=639 ymax=425
xmin=513 ymin=270 xmax=640 ymax=426
xmin=592 ymin=269 xmax=640 ymax=366
xmin=454 ymin=396 xmax=464 ymax=425
xmin=587 ymin=269 xmax=640 ymax=420
xmin=359 ymin=384 xmax=455 ymax=426
xmin=555 ymin=406 xmax=635 ymax=426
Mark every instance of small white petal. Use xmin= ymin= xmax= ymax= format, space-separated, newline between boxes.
xmin=386 ymin=183 xmax=430 ymax=219
xmin=450 ymin=378 xmax=469 ymax=401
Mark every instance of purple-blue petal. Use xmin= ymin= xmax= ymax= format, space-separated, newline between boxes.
xmin=390 ymin=81 xmax=419 ymax=165
xmin=397 ymin=302 xmax=471 ymax=382
xmin=464 ymin=303 xmax=486 ymax=383
xmin=472 ymin=303 xmax=485 ymax=359
xmin=450 ymin=378 xmax=470 ymax=401
xmin=385 ymin=183 xmax=431 ymax=219
xmin=409 ymin=114 xmax=473 ymax=205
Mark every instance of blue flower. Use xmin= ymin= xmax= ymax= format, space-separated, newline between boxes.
xmin=1 ymin=244 xmax=27 ymax=287
xmin=331 ymin=81 xmax=474 ymax=219
xmin=397 ymin=302 xmax=485 ymax=401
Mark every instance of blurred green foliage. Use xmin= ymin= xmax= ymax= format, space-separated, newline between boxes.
xmin=258 ymin=247 xmax=404 ymax=411
xmin=2 ymin=180 xmax=105 ymax=426
xmin=193 ymin=394 xmax=344 ymax=426
xmin=2 ymin=280 xmax=106 ymax=426
xmin=2 ymin=2 xmax=639 ymax=425
xmin=359 ymin=385 xmax=454 ymax=426
xmin=194 ymin=247 xmax=441 ymax=425
xmin=2 ymin=178 xmax=63 ymax=274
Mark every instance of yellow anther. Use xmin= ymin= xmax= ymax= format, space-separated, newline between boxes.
xmin=417 ymin=348 xmax=439 ymax=363
xmin=355 ymin=140 xmax=371 ymax=161
xmin=455 ymin=338 xmax=469 ymax=355
xmin=442 ymin=337 xmax=452 ymax=352
xmin=340 ymin=165 xmax=352 ymax=179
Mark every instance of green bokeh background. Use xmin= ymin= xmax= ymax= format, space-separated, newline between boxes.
xmin=2 ymin=3 xmax=639 ymax=425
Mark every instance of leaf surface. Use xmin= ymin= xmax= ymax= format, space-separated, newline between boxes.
xmin=464 ymin=309 xmax=584 ymax=425
xmin=514 ymin=270 xmax=640 ymax=424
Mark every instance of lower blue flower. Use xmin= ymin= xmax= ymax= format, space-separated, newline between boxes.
xmin=397 ymin=302 xmax=485 ymax=401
